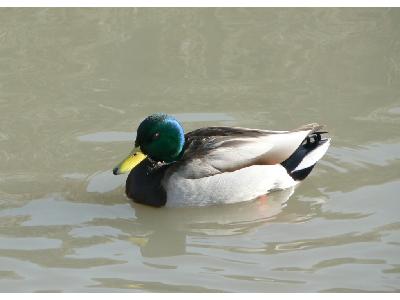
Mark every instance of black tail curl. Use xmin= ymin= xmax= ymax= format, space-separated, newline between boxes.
xmin=281 ymin=131 xmax=328 ymax=181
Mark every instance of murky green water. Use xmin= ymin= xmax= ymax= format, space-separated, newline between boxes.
xmin=0 ymin=8 xmax=399 ymax=292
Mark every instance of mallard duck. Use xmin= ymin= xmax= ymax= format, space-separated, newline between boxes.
xmin=113 ymin=113 xmax=330 ymax=207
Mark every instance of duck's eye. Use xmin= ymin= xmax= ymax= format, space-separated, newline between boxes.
xmin=152 ymin=132 xmax=160 ymax=141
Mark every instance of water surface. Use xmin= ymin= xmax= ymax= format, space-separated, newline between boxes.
xmin=0 ymin=8 xmax=399 ymax=292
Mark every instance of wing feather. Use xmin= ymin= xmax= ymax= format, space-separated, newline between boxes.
xmin=177 ymin=125 xmax=322 ymax=178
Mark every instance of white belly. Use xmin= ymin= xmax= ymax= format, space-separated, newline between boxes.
xmin=162 ymin=164 xmax=297 ymax=207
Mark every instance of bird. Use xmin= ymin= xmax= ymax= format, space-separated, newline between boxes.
xmin=112 ymin=113 xmax=330 ymax=207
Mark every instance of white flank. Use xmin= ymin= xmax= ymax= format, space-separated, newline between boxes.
xmin=163 ymin=164 xmax=296 ymax=207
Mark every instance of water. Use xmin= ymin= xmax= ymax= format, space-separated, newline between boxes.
xmin=0 ymin=8 xmax=399 ymax=292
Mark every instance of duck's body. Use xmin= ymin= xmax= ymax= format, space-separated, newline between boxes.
xmin=113 ymin=114 xmax=330 ymax=207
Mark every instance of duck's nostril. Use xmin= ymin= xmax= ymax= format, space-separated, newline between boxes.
xmin=112 ymin=167 xmax=119 ymax=175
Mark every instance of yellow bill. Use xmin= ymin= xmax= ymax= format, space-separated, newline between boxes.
xmin=113 ymin=147 xmax=147 ymax=175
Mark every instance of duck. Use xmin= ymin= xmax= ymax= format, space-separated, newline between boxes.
xmin=112 ymin=113 xmax=330 ymax=207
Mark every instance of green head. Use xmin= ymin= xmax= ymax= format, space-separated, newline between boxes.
xmin=135 ymin=113 xmax=185 ymax=163
xmin=113 ymin=113 xmax=185 ymax=175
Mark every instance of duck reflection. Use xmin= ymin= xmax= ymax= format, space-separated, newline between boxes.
xmin=130 ymin=187 xmax=295 ymax=258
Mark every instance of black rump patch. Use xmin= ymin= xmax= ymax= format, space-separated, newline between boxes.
xmin=281 ymin=131 xmax=328 ymax=181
